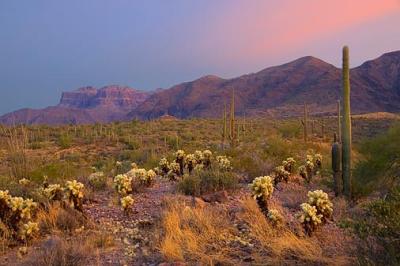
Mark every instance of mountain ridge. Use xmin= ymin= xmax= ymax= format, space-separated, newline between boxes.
xmin=1 ymin=51 xmax=399 ymax=125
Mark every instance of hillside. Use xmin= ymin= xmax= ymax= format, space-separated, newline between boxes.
xmin=1 ymin=51 xmax=399 ymax=125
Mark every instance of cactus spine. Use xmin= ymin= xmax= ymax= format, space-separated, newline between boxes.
xmin=332 ymin=133 xmax=342 ymax=196
xmin=341 ymin=46 xmax=352 ymax=198
xmin=229 ymin=89 xmax=236 ymax=148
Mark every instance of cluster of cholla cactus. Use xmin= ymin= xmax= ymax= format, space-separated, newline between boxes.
xmin=297 ymin=190 xmax=333 ymax=235
xmin=43 ymin=184 xmax=64 ymax=201
xmin=65 ymin=180 xmax=85 ymax=212
xmin=38 ymin=179 xmax=85 ymax=212
xmin=249 ymin=176 xmax=274 ymax=215
xmin=282 ymin=157 xmax=296 ymax=174
xmin=113 ymin=174 xmax=133 ymax=196
xmin=0 ymin=190 xmax=39 ymax=241
xmin=273 ymin=166 xmax=290 ymax=185
xmin=272 ymin=157 xmax=296 ymax=186
xmin=113 ymin=162 xmax=157 ymax=214
xmin=216 ymin=155 xmax=232 ymax=171
xmin=298 ymin=154 xmax=322 ymax=183
xmin=120 ymin=195 xmax=134 ymax=215
xmin=158 ymin=149 xmax=232 ymax=180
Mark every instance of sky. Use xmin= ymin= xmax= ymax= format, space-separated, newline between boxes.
xmin=1 ymin=0 xmax=400 ymax=115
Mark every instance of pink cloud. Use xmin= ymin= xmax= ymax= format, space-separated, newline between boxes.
xmin=196 ymin=0 xmax=400 ymax=67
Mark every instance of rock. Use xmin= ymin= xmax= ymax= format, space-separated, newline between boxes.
xmin=158 ymin=262 xmax=186 ymax=266
xmin=201 ymin=190 xmax=229 ymax=203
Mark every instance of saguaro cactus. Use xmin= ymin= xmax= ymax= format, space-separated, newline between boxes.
xmin=341 ymin=46 xmax=352 ymax=198
xmin=229 ymin=89 xmax=236 ymax=148
xmin=222 ymin=103 xmax=227 ymax=147
xmin=337 ymin=100 xmax=341 ymax=143
xmin=301 ymin=103 xmax=308 ymax=142
xmin=332 ymin=133 xmax=342 ymax=196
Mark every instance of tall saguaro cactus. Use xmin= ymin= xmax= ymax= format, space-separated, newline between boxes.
xmin=302 ymin=103 xmax=308 ymax=142
xmin=341 ymin=46 xmax=352 ymax=198
xmin=222 ymin=103 xmax=227 ymax=147
xmin=229 ymin=89 xmax=236 ymax=148
xmin=337 ymin=100 xmax=341 ymax=143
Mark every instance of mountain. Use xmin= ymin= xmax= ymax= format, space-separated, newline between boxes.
xmin=130 ymin=51 xmax=400 ymax=119
xmin=1 ymin=51 xmax=400 ymax=125
xmin=0 ymin=86 xmax=151 ymax=125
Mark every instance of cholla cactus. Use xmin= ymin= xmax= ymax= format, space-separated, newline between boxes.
xmin=307 ymin=190 xmax=333 ymax=222
xmin=216 ymin=156 xmax=232 ymax=171
xmin=193 ymin=163 xmax=204 ymax=172
xmin=43 ymin=184 xmax=64 ymax=201
xmin=194 ymin=150 xmax=204 ymax=164
xmin=144 ymin=169 xmax=156 ymax=186
xmin=282 ymin=157 xmax=296 ymax=173
xmin=274 ymin=166 xmax=290 ymax=185
xmin=175 ymin=150 xmax=185 ymax=176
xmin=175 ymin=150 xmax=185 ymax=160
xmin=120 ymin=195 xmax=134 ymax=215
xmin=297 ymin=203 xmax=323 ymax=235
xmin=314 ymin=154 xmax=322 ymax=171
xmin=249 ymin=176 xmax=274 ymax=214
xmin=113 ymin=174 xmax=133 ymax=196
xmin=299 ymin=155 xmax=315 ymax=183
xmin=0 ymin=190 xmax=11 ymax=211
xmin=18 ymin=178 xmax=30 ymax=186
xmin=168 ymin=162 xmax=181 ymax=180
xmin=159 ymin=158 xmax=170 ymax=175
xmin=65 ymin=180 xmax=85 ymax=212
xmin=185 ymin=154 xmax=197 ymax=173
xmin=19 ymin=221 xmax=39 ymax=241
xmin=267 ymin=209 xmax=284 ymax=227
xmin=202 ymin=150 xmax=212 ymax=168
xmin=131 ymin=162 xmax=138 ymax=169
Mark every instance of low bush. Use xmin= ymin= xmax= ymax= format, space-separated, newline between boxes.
xmin=178 ymin=169 xmax=237 ymax=196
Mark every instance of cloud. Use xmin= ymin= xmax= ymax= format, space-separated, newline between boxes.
xmin=192 ymin=0 xmax=400 ymax=67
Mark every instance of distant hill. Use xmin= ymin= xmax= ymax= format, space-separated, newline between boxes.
xmin=130 ymin=51 xmax=400 ymax=119
xmin=0 ymin=85 xmax=151 ymax=125
xmin=1 ymin=51 xmax=399 ymax=125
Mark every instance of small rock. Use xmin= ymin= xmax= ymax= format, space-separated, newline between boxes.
xmin=201 ymin=190 xmax=229 ymax=203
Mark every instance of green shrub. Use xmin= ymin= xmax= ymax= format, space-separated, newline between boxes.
xmin=353 ymin=123 xmax=400 ymax=197
xmin=57 ymin=134 xmax=72 ymax=149
xmin=178 ymin=169 xmax=237 ymax=196
xmin=345 ymin=186 xmax=400 ymax=265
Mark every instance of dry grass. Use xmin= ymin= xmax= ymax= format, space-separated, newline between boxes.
xmin=157 ymin=195 xmax=353 ymax=265
xmin=20 ymin=236 xmax=92 ymax=266
xmin=157 ymin=197 xmax=238 ymax=264
xmin=36 ymin=204 xmax=92 ymax=235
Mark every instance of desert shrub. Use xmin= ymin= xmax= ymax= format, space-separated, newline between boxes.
xmin=20 ymin=236 xmax=90 ymax=266
xmin=343 ymin=186 xmax=400 ymax=265
xmin=277 ymin=120 xmax=302 ymax=138
xmin=178 ymin=169 xmax=237 ymax=196
xmin=57 ymin=133 xmax=72 ymax=149
xmin=87 ymin=171 xmax=107 ymax=191
xmin=353 ymin=123 xmax=400 ymax=197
